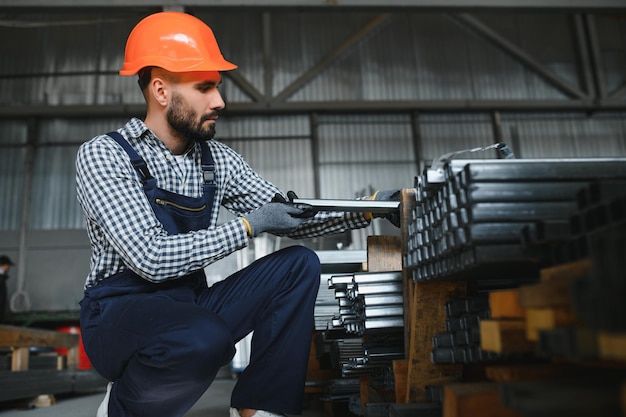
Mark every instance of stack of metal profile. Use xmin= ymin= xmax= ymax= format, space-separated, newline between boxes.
xmin=431 ymin=294 xmax=497 ymax=364
xmin=328 ymin=271 xmax=404 ymax=335
xmin=318 ymin=330 xmax=403 ymax=405
xmin=568 ymin=182 xmax=626 ymax=333
xmin=405 ymin=158 xmax=626 ymax=283
xmin=315 ymin=274 xmax=342 ymax=330
xmin=313 ymin=250 xmax=367 ymax=331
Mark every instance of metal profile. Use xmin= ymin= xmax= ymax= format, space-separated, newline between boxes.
xmin=292 ymin=198 xmax=399 ymax=214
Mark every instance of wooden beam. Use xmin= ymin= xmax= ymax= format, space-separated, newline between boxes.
xmin=0 ymin=325 xmax=79 ymax=349
xmin=367 ymin=235 xmax=402 ymax=272
xmin=393 ymin=359 xmax=408 ymax=404
xmin=406 ymin=280 xmax=466 ymax=402
xmin=480 ymin=320 xmax=535 ymax=354
xmin=443 ymin=382 xmax=522 ymax=417
xmin=485 ymin=364 xmax=577 ymax=382
xmin=539 ymin=259 xmax=591 ymax=282
xmin=525 ymin=307 xmax=580 ymax=342
xmin=400 ymin=188 xmax=416 ymax=358
xmin=598 ymin=332 xmax=626 ymax=362
xmin=489 ymin=289 xmax=525 ymax=319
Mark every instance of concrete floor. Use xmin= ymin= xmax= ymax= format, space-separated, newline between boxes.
xmin=0 ymin=377 xmax=330 ymax=417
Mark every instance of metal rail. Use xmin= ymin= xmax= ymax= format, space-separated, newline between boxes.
xmin=292 ymin=198 xmax=399 ymax=214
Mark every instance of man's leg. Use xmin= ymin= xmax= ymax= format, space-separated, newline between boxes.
xmin=197 ymin=246 xmax=321 ymax=415
xmin=81 ymin=289 xmax=236 ymax=417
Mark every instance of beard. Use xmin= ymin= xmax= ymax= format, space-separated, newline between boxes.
xmin=167 ymin=91 xmax=218 ymax=142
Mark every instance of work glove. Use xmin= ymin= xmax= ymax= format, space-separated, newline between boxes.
xmin=244 ymin=193 xmax=315 ymax=237
xmin=370 ymin=189 xmax=402 ymax=228
xmin=272 ymin=191 xmax=318 ymax=218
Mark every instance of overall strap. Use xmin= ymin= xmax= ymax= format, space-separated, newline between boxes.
xmin=199 ymin=140 xmax=217 ymax=215
xmin=107 ymin=131 xmax=154 ymax=183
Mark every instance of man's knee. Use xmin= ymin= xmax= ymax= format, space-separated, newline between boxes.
xmin=278 ymin=246 xmax=321 ymax=294
xmin=281 ymin=246 xmax=320 ymax=274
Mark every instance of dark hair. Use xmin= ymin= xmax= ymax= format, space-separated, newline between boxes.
xmin=137 ymin=67 xmax=154 ymax=91
xmin=0 ymin=255 xmax=14 ymax=266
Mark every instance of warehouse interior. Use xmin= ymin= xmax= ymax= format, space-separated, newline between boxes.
xmin=1 ymin=0 xmax=626 ymax=416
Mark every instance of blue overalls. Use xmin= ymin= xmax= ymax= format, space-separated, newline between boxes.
xmin=79 ymin=132 xmax=321 ymax=417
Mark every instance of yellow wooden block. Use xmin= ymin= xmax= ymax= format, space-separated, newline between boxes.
xmin=525 ymin=307 xmax=580 ymax=342
xmin=539 ymin=259 xmax=591 ymax=283
xmin=598 ymin=332 xmax=626 ymax=362
xmin=489 ymin=289 xmax=525 ymax=319
xmin=480 ymin=320 xmax=534 ymax=354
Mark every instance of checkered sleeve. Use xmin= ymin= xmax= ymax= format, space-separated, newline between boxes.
xmin=76 ymin=136 xmax=248 ymax=285
xmin=212 ymin=142 xmax=372 ymax=238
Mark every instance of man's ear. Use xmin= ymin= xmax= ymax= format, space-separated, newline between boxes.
xmin=150 ymin=77 xmax=169 ymax=107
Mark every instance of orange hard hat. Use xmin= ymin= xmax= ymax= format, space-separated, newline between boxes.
xmin=119 ymin=11 xmax=237 ymax=76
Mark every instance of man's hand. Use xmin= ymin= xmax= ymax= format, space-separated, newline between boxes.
xmin=371 ymin=189 xmax=401 ymax=227
xmin=244 ymin=200 xmax=315 ymax=237
xmin=272 ymin=191 xmax=318 ymax=218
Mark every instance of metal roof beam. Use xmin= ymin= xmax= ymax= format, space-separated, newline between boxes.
xmin=0 ymin=0 xmax=624 ymax=9
xmin=1 ymin=99 xmax=625 ymax=119
xmin=272 ymin=13 xmax=391 ymax=103
xmin=450 ymin=13 xmax=589 ymax=100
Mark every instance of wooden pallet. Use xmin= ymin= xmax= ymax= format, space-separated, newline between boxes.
xmin=0 ymin=324 xmax=106 ymax=403
xmin=0 ymin=324 xmax=79 ymax=371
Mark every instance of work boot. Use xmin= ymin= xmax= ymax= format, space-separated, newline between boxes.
xmin=229 ymin=408 xmax=286 ymax=417
xmin=96 ymin=382 xmax=113 ymax=417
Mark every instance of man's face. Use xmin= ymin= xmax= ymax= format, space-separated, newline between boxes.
xmin=167 ymin=90 xmax=216 ymax=142
xmin=166 ymin=71 xmax=224 ymax=143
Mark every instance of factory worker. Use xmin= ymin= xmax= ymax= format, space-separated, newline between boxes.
xmin=75 ymin=11 xmax=399 ymax=417
xmin=0 ymin=255 xmax=14 ymax=323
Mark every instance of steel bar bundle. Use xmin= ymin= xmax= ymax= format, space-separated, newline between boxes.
xmin=314 ymin=274 xmax=341 ymax=330
xmin=568 ymin=184 xmax=626 ymax=332
xmin=406 ymin=158 xmax=626 ymax=283
xmin=431 ymin=294 xmax=498 ymax=364
xmin=328 ymin=271 xmax=404 ymax=335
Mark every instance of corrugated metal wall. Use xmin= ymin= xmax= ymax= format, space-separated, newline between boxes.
xmin=1 ymin=10 xmax=625 ymax=231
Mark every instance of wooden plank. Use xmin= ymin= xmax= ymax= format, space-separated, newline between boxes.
xmin=598 ymin=332 xmax=626 ymax=362
xmin=305 ymin=332 xmax=334 ymax=394
xmin=525 ymin=307 xmax=580 ymax=341
xmin=11 ymin=347 xmax=30 ymax=371
xmin=519 ymin=274 xmax=576 ymax=308
xmin=485 ymin=364 xmax=576 ymax=382
xmin=489 ymin=289 xmax=525 ymax=319
xmin=517 ymin=254 xmax=590 ymax=312
xmin=480 ymin=320 xmax=535 ymax=353
xmin=539 ymin=259 xmax=591 ymax=283
xmin=406 ymin=280 xmax=466 ymax=402
xmin=392 ymin=359 xmax=408 ymax=404
xmin=499 ymin=378 xmax=622 ymax=416
xmin=361 ymin=235 xmax=402 ymax=412
xmin=67 ymin=345 xmax=80 ymax=370
xmin=0 ymin=325 xmax=79 ymax=349
xmin=367 ymin=235 xmax=402 ymax=272
xmin=443 ymin=382 xmax=522 ymax=417
xmin=360 ymin=375 xmax=369 ymax=416
xmin=400 ymin=188 xmax=416 ymax=358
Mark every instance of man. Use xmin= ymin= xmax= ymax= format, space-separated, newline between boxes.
xmin=76 ymin=11 xmax=399 ymax=417
xmin=0 ymin=255 xmax=14 ymax=323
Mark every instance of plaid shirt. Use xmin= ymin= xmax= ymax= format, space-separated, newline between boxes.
xmin=76 ymin=118 xmax=370 ymax=287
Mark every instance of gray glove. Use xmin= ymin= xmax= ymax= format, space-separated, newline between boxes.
xmin=244 ymin=202 xmax=314 ymax=237
xmin=372 ymin=189 xmax=401 ymax=227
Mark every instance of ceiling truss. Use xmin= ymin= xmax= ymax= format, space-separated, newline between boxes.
xmin=0 ymin=6 xmax=625 ymax=118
